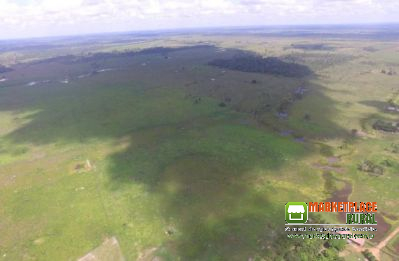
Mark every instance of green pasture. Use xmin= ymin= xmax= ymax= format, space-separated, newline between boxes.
xmin=0 ymin=35 xmax=398 ymax=260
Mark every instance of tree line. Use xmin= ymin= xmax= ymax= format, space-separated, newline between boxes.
xmin=209 ymin=55 xmax=312 ymax=77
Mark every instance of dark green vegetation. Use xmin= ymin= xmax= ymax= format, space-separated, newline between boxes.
xmin=357 ymin=160 xmax=384 ymax=176
xmin=34 ymin=45 xmax=212 ymax=65
xmin=209 ymin=55 xmax=312 ymax=77
xmin=0 ymin=26 xmax=398 ymax=260
xmin=291 ymin=43 xmax=334 ymax=51
xmin=373 ymin=120 xmax=399 ymax=132
xmin=0 ymin=45 xmax=318 ymax=260
xmin=363 ymin=249 xmax=378 ymax=261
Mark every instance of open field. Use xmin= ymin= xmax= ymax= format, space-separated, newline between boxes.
xmin=0 ymin=27 xmax=398 ymax=260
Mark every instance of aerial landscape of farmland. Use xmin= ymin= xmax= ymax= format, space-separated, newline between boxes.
xmin=0 ymin=26 xmax=398 ymax=260
xmin=0 ymin=1 xmax=399 ymax=260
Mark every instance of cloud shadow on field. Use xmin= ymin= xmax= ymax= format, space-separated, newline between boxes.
xmin=0 ymin=45 xmax=352 ymax=260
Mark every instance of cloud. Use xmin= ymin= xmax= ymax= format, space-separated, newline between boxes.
xmin=0 ymin=0 xmax=398 ymax=39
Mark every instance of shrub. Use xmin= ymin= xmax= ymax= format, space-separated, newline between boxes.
xmin=358 ymin=160 xmax=384 ymax=176
xmin=362 ymin=250 xmax=377 ymax=261
xmin=326 ymin=239 xmax=346 ymax=251
xmin=372 ymin=120 xmax=399 ymax=132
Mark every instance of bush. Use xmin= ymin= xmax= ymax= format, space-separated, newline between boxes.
xmin=325 ymin=239 xmax=346 ymax=251
xmin=362 ymin=250 xmax=377 ymax=261
xmin=373 ymin=120 xmax=399 ymax=132
xmin=358 ymin=160 xmax=384 ymax=176
xmin=390 ymin=143 xmax=399 ymax=153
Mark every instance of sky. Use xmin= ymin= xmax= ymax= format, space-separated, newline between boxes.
xmin=1 ymin=0 xmax=399 ymax=39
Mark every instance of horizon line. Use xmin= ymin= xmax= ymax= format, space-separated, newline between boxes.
xmin=1 ymin=22 xmax=399 ymax=42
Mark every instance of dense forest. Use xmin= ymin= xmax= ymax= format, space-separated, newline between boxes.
xmin=291 ymin=43 xmax=334 ymax=51
xmin=33 ymin=45 xmax=213 ymax=65
xmin=208 ymin=55 xmax=312 ymax=77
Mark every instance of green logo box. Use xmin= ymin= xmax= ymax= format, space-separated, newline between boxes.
xmin=285 ymin=202 xmax=308 ymax=224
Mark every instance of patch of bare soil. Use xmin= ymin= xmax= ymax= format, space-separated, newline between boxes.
xmin=77 ymin=237 xmax=124 ymax=261
xmin=136 ymin=247 xmax=162 ymax=261
xmin=327 ymin=157 xmax=340 ymax=164
xmin=353 ymin=129 xmax=369 ymax=138
xmin=74 ymin=159 xmax=94 ymax=173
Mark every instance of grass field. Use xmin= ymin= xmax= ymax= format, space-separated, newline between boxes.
xmin=0 ymin=30 xmax=398 ymax=260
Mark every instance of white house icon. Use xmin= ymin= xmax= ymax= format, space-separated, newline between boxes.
xmin=288 ymin=205 xmax=305 ymax=220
